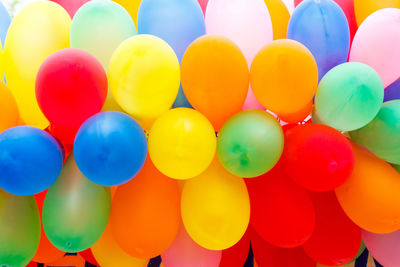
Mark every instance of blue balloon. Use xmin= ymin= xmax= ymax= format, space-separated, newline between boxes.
xmin=0 ymin=126 xmax=63 ymax=196
xmin=138 ymin=0 xmax=205 ymax=108
xmin=384 ymin=78 xmax=400 ymax=102
xmin=74 ymin=111 xmax=147 ymax=186
xmin=287 ymin=0 xmax=350 ymax=81
xmin=0 ymin=2 xmax=11 ymax=46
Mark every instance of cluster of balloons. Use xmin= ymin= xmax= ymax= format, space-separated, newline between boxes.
xmin=1 ymin=0 xmax=400 ymax=266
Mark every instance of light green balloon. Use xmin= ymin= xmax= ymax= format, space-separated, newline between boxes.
xmin=43 ymin=154 xmax=111 ymax=253
xmin=0 ymin=190 xmax=40 ymax=267
xmin=315 ymin=62 xmax=384 ymax=131
xmin=350 ymin=100 xmax=400 ymax=164
xmin=217 ymin=110 xmax=284 ymax=178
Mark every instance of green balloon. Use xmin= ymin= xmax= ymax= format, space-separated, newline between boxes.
xmin=0 ymin=190 xmax=40 ymax=267
xmin=350 ymin=100 xmax=400 ymax=164
xmin=394 ymin=164 xmax=400 ymax=173
xmin=43 ymin=154 xmax=111 ymax=253
xmin=315 ymin=62 xmax=384 ymax=131
xmin=217 ymin=110 xmax=284 ymax=178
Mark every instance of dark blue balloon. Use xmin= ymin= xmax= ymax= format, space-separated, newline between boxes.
xmin=288 ymin=0 xmax=350 ymax=81
xmin=384 ymin=78 xmax=400 ymax=102
xmin=0 ymin=2 xmax=10 ymax=46
xmin=74 ymin=111 xmax=147 ymax=186
xmin=0 ymin=126 xmax=63 ymax=196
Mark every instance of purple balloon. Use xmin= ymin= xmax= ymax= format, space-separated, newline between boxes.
xmin=384 ymin=78 xmax=400 ymax=102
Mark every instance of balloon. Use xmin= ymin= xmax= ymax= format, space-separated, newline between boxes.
xmin=79 ymin=249 xmax=99 ymax=266
xmin=315 ymin=62 xmax=384 ymax=131
xmin=181 ymin=158 xmax=250 ymax=250
xmin=148 ymin=108 xmax=216 ymax=180
xmin=108 ymin=35 xmax=180 ymax=130
xmin=161 ymin=225 xmax=222 ymax=267
xmin=278 ymin=101 xmax=313 ymax=124
xmin=35 ymin=48 xmax=108 ymax=145
xmin=0 ymin=81 xmax=19 ymax=133
xmin=335 ymin=142 xmax=400 ymax=234
xmin=110 ymin=158 xmax=181 ymax=259
xmin=113 ymin=0 xmax=142 ymax=23
xmin=363 ymin=229 xmax=400 ymax=267
xmin=247 ymin=163 xmax=315 ymax=248
xmin=219 ymin=230 xmax=250 ymax=267
xmin=350 ymin=100 xmax=400 ymax=164
xmin=4 ymin=2 xmax=71 ymax=128
xmin=198 ymin=0 xmax=208 ymax=14
xmin=181 ymin=35 xmax=249 ymax=130
xmin=302 ymin=191 xmax=361 ymax=266
xmin=0 ymin=2 xmax=10 ymax=46
xmin=205 ymin=0 xmax=272 ymax=109
xmin=92 ymin=222 xmax=148 ymax=267
xmin=217 ymin=110 xmax=284 ymax=178
xmin=0 ymin=189 xmax=40 ymax=267
xmin=74 ymin=111 xmax=147 ymax=186
xmin=384 ymin=78 xmax=400 ymax=102
xmin=354 ymin=0 xmax=400 ymax=26
xmin=264 ymin=0 xmax=290 ymax=40
xmin=0 ymin=126 xmax=63 ymax=196
xmin=250 ymin=39 xmax=318 ymax=116
xmin=288 ymin=0 xmax=350 ymax=81
xmin=43 ymin=154 xmax=111 ymax=252
xmin=50 ymin=0 xmax=90 ymax=17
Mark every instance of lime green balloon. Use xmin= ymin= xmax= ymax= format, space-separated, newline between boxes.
xmin=315 ymin=62 xmax=384 ymax=131
xmin=43 ymin=154 xmax=111 ymax=253
xmin=0 ymin=189 xmax=40 ymax=267
xmin=350 ymin=100 xmax=400 ymax=164
xmin=217 ymin=110 xmax=284 ymax=178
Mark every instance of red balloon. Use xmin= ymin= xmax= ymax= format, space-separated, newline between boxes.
xmin=246 ymin=162 xmax=315 ymax=248
xmin=50 ymin=0 xmax=90 ymax=17
xmin=302 ymin=191 xmax=361 ymax=266
xmin=26 ymin=262 xmax=37 ymax=267
xmin=36 ymin=48 xmax=107 ymax=144
xmin=281 ymin=123 xmax=354 ymax=192
xmin=198 ymin=0 xmax=209 ymax=14
xmin=79 ymin=249 xmax=99 ymax=266
xmin=219 ymin=229 xmax=250 ymax=267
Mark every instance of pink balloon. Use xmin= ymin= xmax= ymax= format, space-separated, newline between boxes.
xmin=198 ymin=0 xmax=209 ymax=14
xmin=161 ymin=226 xmax=222 ymax=267
xmin=363 ymin=229 xmax=400 ymax=266
xmin=350 ymin=8 xmax=400 ymax=88
xmin=50 ymin=0 xmax=89 ymax=17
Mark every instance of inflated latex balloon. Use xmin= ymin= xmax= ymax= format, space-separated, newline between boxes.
xmin=0 ymin=2 xmax=10 ymax=46
xmin=148 ymin=108 xmax=216 ymax=180
xmin=161 ymin=225 xmax=222 ymax=267
xmin=250 ymin=39 xmax=318 ymax=116
xmin=264 ymin=0 xmax=290 ymax=40
xmin=281 ymin=124 xmax=354 ymax=192
xmin=0 ymin=81 xmax=19 ymax=133
xmin=111 ymin=159 xmax=181 ymax=259
xmin=288 ymin=0 xmax=350 ymax=81
xmin=0 ymin=190 xmax=40 ymax=267
xmin=335 ymin=142 xmax=400 ymax=234
xmin=4 ymin=2 xmax=71 ymax=128
xmin=315 ymin=62 xmax=384 ymax=131
xmin=384 ymin=78 xmax=400 ymax=102
xmin=74 ymin=111 xmax=147 ymax=186
xmin=181 ymin=158 xmax=250 ymax=250
xmin=79 ymin=249 xmax=99 ymax=266
xmin=108 ymin=35 xmax=180 ymax=130
xmin=350 ymin=100 xmax=400 ymax=164
xmin=279 ymin=101 xmax=313 ymax=123
xmin=92 ymin=223 xmax=148 ymax=267
xmin=198 ymin=0 xmax=208 ymax=13
xmin=36 ymin=48 xmax=108 ymax=145
xmin=43 ymin=155 xmax=111 ymax=252
xmin=0 ymin=126 xmax=63 ymax=196
xmin=219 ymin=231 xmax=250 ymax=267
xmin=113 ymin=0 xmax=142 ymax=22
xmin=363 ymin=229 xmax=400 ymax=267
xmin=50 ymin=0 xmax=90 ymax=17
xmin=349 ymin=8 xmax=400 ymax=88
xmin=354 ymin=0 xmax=400 ymax=26
xmin=217 ymin=110 xmax=284 ymax=178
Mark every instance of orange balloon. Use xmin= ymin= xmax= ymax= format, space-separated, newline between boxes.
xmin=181 ymin=35 xmax=249 ymax=131
xmin=264 ymin=0 xmax=290 ymax=40
xmin=0 ymin=81 xmax=19 ymax=132
xmin=44 ymin=254 xmax=85 ymax=267
xmin=335 ymin=142 xmax=400 ymax=234
xmin=110 ymin=158 xmax=181 ymax=259
xmin=250 ymin=39 xmax=318 ymax=116
xmin=354 ymin=0 xmax=400 ymax=26
xmin=278 ymin=101 xmax=313 ymax=123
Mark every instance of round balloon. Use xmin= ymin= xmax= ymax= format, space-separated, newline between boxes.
xmin=264 ymin=0 xmax=290 ymax=40
xmin=108 ymin=34 xmax=180 ymax=130
xmin=79 ymin=249 xmax=99 ymax=266
xmin=354 ymin=0 xmax=400 ymax=26
xmin=363 ymin=229 xmax=400 ymax=267
xmin=0 ymin=2 xmax=11 ymax=46
xmin=198 ymin=0 xmax=208 ymax=13
xmin=0 ymin=81 xmax=19 ymax=133
xmin=50 ymin=0 xmax=90 ymax=17
xmin=219 ymin=230 xmax=250 ymax=267
xmin=384 ymin=78 xmax=400 ymax=102
xmin=113 ymin=0 xmax=142 ymax=22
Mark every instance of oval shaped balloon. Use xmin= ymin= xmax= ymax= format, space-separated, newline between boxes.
xmin=350 ymin=8 xmax=400 ymax=88
xmin=0 ymin=189 xmax=40 ymax=267
xmin=250 ymin=39 xmax=318 ymax=117
xmin=181 ymin=35 xmax=249 ymax=131
xmin=43 ymin=154 xmax=111 ymax=252
xmin=288 ymin=0 xmax=350 ymax=81
xmin=0 ymin=2 xmax=11 ymax=46
xmin=0 ymin=81 xmax=19 ymax=133
xmin=50 ymin=0 xmax=90 ymax=17
xmin=335 ymin=142 xmax=400 ymax=234
xmin=354 ymin=0 xmax=400 ymax=26
xmin=181 ymin=158 xmax=250 ymax=250
xmin=363 ymin=229 xmax=400 ymax=267
xmin=111 ymin=158 xmax=181 ymax=259
xmin=264 ymin=0 xmax=290 ymax=40
xmin=108 ymin=34 xmax=180 ymax=130
xmin=0 ymin=126 xmax=63 ymax=196
xmin=350 ymin=100 xmax=400 ymax=164
xmin=219 ymin=230 xmax=250 ymax=267
xmin=113 ymin=0 xmax=142 ymax=23
xmin=4 ymin=2 xmax=71 ymax=128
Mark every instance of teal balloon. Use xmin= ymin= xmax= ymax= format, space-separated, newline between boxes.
xmin=0 ymin=189 xmax=40 ymax=267
xmin=217 ymin=110 xmax=284 ymax=178
xmin=350 ymin=100 xmax=400 ymax=165
xmin=43 ymin=154 xmax=111 ymax=252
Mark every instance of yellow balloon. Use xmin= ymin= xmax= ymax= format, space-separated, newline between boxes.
xmin=108 ymin=34 xmax=180 ymax=130
xmin=0 ymin=40 xmax=3 ymax=79
xmin=4 ymin=1 xmax=71 ymax=129
xmin=92 ymin=222 xmax=148 ymax=267
xmin=148 ymin=108 xmax=216 ymax=180
xmin=0 ymin=81 xmax=19 ymax=132
xmin=354 ymin=0 xmax=400 ymax=26
xmin=113 ymin=0 xmax=142 ymax=24
xmin=181 ymin=158 xmax=250 ymax=250
xmin=264 ymin=0 xmax=290 ymax=40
